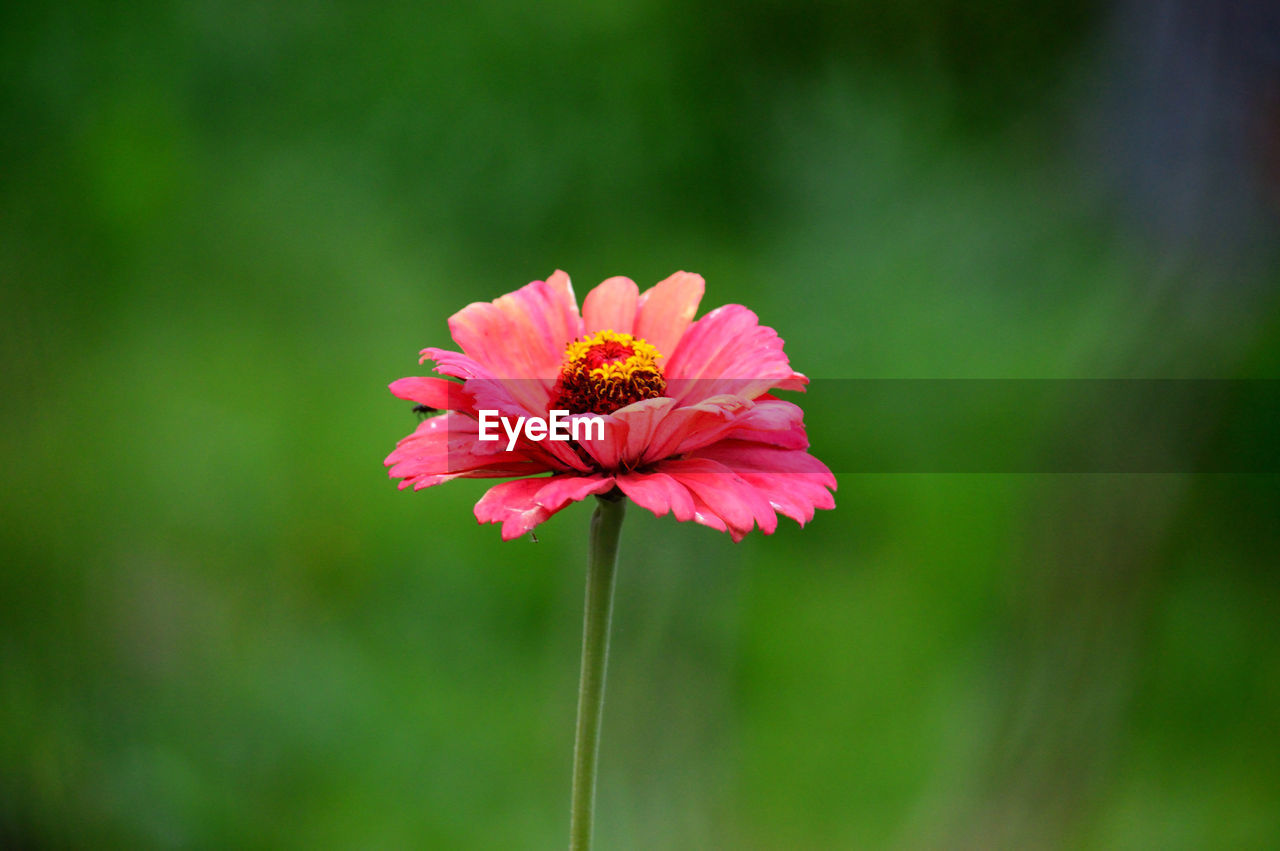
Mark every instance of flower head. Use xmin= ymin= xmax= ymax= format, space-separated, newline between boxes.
xmin=385 ymin=271 xmax=836 ymax=541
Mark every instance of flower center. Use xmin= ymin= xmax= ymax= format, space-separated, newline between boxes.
xmin=552 ymin=330 xmax=667 ymax=415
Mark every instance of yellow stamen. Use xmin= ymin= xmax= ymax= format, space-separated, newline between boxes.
xmin=553 ymin=330 xmax=667 ymax=415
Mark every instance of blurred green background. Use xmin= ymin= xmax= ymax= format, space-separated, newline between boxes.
xmin=4 ymin=1 xmax=1279 ymax=848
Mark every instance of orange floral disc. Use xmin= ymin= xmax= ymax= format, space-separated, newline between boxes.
xmin=552 ymin=330 xmax=667 ymax=415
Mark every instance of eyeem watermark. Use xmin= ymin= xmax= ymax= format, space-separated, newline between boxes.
xmin=478 ymin=409 xmax=605 ymax=451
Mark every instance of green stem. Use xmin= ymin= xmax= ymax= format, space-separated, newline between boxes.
xmin=569 ymin=493 xmax=626 ymax=851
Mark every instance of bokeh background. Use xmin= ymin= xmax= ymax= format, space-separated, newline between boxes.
xmin=4 ymin=1 xmax=1279 ymax=848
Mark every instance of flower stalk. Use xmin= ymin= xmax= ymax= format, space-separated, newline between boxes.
xmin=569 ymin=493 xmax=626 ymax=851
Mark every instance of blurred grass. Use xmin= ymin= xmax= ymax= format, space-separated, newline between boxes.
xmin=3 ymin=1 xmax=1280 ymax=848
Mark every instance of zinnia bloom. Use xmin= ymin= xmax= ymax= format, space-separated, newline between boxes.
xmin=385 ymin=271 xmax=836 ymax=540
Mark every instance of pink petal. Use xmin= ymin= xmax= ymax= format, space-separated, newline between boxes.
xmin=385 ymin=413 xmax=548 ymax=488
xmin=743 ymin=472 xmax=833 ymax=525
xmin=689 ymin=493 xmax=729 ymax=535
xmin=664 ymin=304 xmax=805 ymax=405
xmin=634 ymin=271 xmax=704 ymax=362
xmin=446 ymin=272 xmax=582 ymax=413
xmin=608 ymin=397 xmax=678 ymax=466
xmin=575 ymin=412 xmax=629 ymax=471
xmin=465 ymin=377 xmax=550 ymax=422
xmin=405 ymin=473 xmax=461 ymax=490
xmin=534 ymin=474 xmax=616 ymax=512
xmin=474 ymin=474 xmax=613 ymax=540
xmin=474 ymin=478 xmax=552 ymax=541
xmin=463 ymin=406 xmax=595 ymax=474
xmin=639 ymin=396 xmax=752 ymax=464
xmin=582 ymin=276 xmax=639 ymax=336
xmin=391 ymin=371 xmax=586 ymax=470
xmin=419 ymin=351 xmax=555 ymax=423
xmin=615 ymin=470 xmax=695 ymax=522
xmin=657 ymin=397 xmax=809 ymax=459
xmin=717 ymin=421 xmax=809 ymax=450
xmin=693 ymin=440 xmax=837 ymax=484
xmin=656 ymin=457 xmax=779 ymax=540
xmin=772 ymin=373 xmax=809 ymax=393
xmin=526 ymin=435 xmax=598 ymax=474
xmin=688 ymin=442 xmax=836 ymax=526
xmin=419 ymin=347 xmax=495 ymax=380
xmin=712 ymin=398 xmax=810 ymax=450
xmin=388 ymin=377 xmax=472 ymax=413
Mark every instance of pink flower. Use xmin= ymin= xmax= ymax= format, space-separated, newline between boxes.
xmin=385 ymin=271 xmax=837 ymax=541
